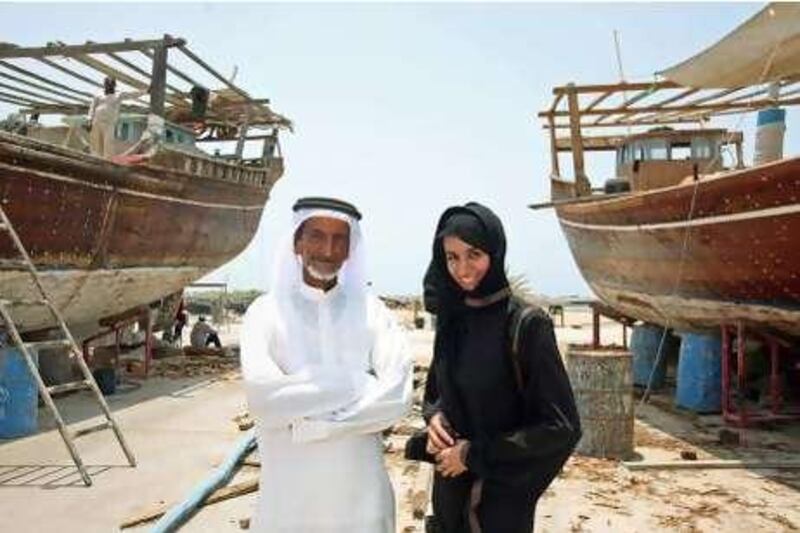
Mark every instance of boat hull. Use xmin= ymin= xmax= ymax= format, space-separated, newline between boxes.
xmin=0 ymin=133 xmax=274 ymax=334
xmin=554 ymin=157 xmax=800 ymax=336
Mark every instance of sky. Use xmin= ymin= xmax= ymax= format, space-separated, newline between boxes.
xmin=2 ymin=2 xmax=795 ymax=297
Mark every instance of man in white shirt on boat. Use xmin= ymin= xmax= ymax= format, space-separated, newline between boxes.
xmin=87 ymin=76 xmax=147 ymax=158
xmin=240 ymin=196 xmax=413 ymax=533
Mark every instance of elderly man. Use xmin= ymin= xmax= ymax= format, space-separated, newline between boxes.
xmin=240 ymin=197 xmax=413 ymax=532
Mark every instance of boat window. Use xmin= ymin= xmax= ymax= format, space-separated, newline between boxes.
xmin=117 ymin=122 xmax=130 ymax=141
xmin=643 ymin=139 xmax=668 ymax=160
xmin=691 ymin=137 xmax=715 ymax=159
xmin=165 ymin=129 xmax=174 ymax=143
xmin=670 ymin=145 xmax=692 ymax=160
xmin=631 ymin=142 xmax=645 ymax=161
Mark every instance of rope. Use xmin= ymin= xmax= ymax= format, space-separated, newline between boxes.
xmin=639 ymin=42 xmax=783 ymax=405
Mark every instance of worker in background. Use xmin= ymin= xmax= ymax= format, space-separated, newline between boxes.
xmin=190 ymin=315 xmax=222 ymax=349
xmin=172 ymin=300 xmax=188 ymax=347
xmin=87 ymin=76 xmax=147 ymax=158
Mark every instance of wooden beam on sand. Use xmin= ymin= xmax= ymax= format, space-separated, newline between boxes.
xmin=624 ymin=460 xmax=800 ymax=471
xmin=119 ymin=478 xmax=259 ymax=529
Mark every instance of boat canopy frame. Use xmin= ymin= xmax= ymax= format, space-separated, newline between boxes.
xmin=0 ymin=35 xmax=292 ymax=147
xmin=537 ymin=79 xmax=800 ymax=193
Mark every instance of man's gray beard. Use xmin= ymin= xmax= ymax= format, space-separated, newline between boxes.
xmin=305 ymin=263 xmax=339 ymax=283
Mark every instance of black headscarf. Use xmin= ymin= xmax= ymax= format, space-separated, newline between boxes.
xmin=423 ymin=202 xmax=510 ymax=323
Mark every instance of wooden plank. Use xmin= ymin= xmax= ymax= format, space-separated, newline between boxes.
xmin=0 ymin=90 xmax=40 ymax=106
xmin=149 ymin=45 xmax=169 ymax=116
xmin=528 ymin=192 xmax=629 ymax=210
xmin=139 ymin=49 xmax=201 ymax=88
xmin=548 ymin=92 xmax=564 ymax=113
xmin=0 ymin=94 xmax=32 ymax=107
xmin=105 ymin=50 xmax=185 ymax=97
xmin=22 ymin=102 xmax=149 ymax=116
xmin=0 ymin=62 xmax=93 ymax=99
xmin=584 ymin=90 xmax=612 ymax=111
xmin=624 ymin=460 xmax=800 ymax=471
xmin=543 ymin=118 xmax=705 ymax=129
xmin=37 ymin=57 xmax=103 ymax=89
xmin=119 ymin=478 xmax=259 ymax=529
xmin=547 ymin=114 xmax=560 ymax=176
xmin=566 ymin=83 xmax=588 ymax=193
xmin=70 ymin=53 xmax=183 ymax=108
xmin=0 ymin=37 xmax=185 ymax=59
xmin=553 ymin=80 xmax=679 ymax=95
xmin=0 ymin=81 xmax=76 ymax=106
xmin=546 ymin=95 xmax=800 ymax=117
xmin=555 ymin=134 xmax=626 ymax=152
xmin=177 ymin=44 xmax=252 ymax=101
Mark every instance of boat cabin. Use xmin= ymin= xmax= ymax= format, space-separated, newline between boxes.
xmin=614 ymin=128 xmax=743 ymax=192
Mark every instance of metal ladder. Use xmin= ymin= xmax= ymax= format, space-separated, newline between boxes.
xmin=0 ymin=205 xmax=136 ymax=486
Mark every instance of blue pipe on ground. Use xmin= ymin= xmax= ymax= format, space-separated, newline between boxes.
xmin=151 ymin=430 xmax=257 ymax=533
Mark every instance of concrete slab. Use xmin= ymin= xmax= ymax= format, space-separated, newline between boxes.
xmin=0 ymin=376 xmax=248 ymax=533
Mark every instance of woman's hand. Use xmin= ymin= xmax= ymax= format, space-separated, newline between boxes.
xmin=426 ymin=412 xmax=455 ymax=455
xmin=436 ymin=439 xmax=470 ymax=477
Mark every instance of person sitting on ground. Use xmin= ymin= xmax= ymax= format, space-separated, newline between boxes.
xmin=190 ymin=315 xmax=222 ymax=349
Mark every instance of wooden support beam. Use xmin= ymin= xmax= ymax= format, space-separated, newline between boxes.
xmin=624 ymin=460 xmax=800 ymax=471
xmin=139 ymin=49 xmax=201 ymax=88
xmin=149 ymin=45 xmax=169 ymax=117
xmin=234 ymin=115 xmax=251 ymax=159
xmin=177 ymin=44 xmax=251 ymax=101
xmin=196 ymin=133 xmax=277 ymax=143
xmin=548 ymin=92 xmax=564 ymax=113
xmin=0 ymin=94 xmax=31 ymax=107
xmin=543 ymin=118 xmax=705 ymax=130
xmin=553 ymin=80 xmax=679 ymax=95
xmin=554 ymin=134 xmax=626 ymax=152
xmin=0 ymin=37 xmax=185 ymax=59
xmin=105 ymin=50 xmax=185 ymax=97
xmin=37 ymin=57 xmax=103 ymax=89
xmin=70 ymin=53 xmax=183 ymax=108
xmin=0 ymin=81 xmax=80 ymax=106
xmin=584 ymin=90 xmax=612 ymax=111
xmin=22 ymin=102 xmax=149 ymax=116
xmin=0 ymin=70 xmax=88 ymax=103
xmin=119 ymin=478 xmax=258 ymax=529
xmin=547 ymin=114 xmax=560 ymax=176
xmin=545 ymin=95 xmax=800 ymax=117
xmin=594 ymin=87 xmax=656 ymax=124
xmin=566 ymin=83 xmax=590 ymax=195
xmin=0 ymin=90 xmax=42 ymax=106
xmin=0 ymin=60 xmax=93 ymax=98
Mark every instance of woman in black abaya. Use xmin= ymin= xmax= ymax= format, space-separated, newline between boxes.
xmin=420 ymin=202 xmax=581 ymax=532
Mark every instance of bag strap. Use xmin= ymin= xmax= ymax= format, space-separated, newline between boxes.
xmin=508 ymin=303 xmax=536 ymax=395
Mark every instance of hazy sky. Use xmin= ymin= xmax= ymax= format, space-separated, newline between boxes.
xmin=3 ymin=2 xmax=794 ymax=296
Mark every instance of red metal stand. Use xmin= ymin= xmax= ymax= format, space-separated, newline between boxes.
xmin=82 ymin=307 xmax=153 ymax=379
xmin=720 ymin=321 xmax=800 ymax=427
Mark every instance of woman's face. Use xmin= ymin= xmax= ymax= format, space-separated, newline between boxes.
xmin=443 ymin=235 xmax=490 ymax=292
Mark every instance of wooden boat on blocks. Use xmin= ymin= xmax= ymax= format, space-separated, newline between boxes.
xmin=535 ymin=3 xmax=800 ymax=338
xmin=0 ymin=36 xmax=291 ymax=337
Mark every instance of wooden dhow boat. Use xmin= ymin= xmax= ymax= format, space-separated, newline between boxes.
xmin=535 ymin=3 xmax=800 ymax=338
xmin=0 ymin=36 xmax=291 ymax=336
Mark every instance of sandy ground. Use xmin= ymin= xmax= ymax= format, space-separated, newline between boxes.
xmin=1 ymin=307 xmax=798 ymax=532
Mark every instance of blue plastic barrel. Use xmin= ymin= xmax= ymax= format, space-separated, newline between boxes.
xmin=0 ymin=347 xmax=39 ymax=438
xmin=631 ymin=324 xmax=678 ymax=389
xmin=675 ymin=333 xmax=722 ymax=413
